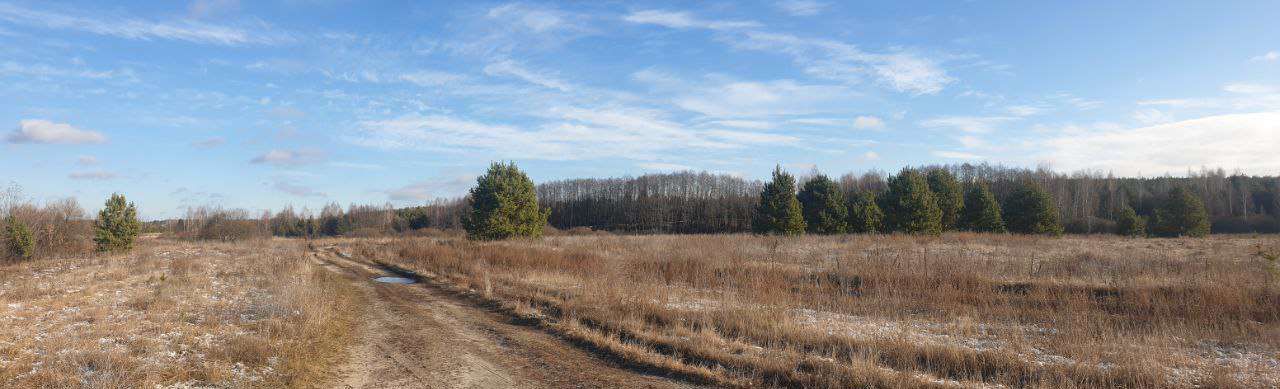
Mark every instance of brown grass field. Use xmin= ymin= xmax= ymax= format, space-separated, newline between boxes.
xmin=3 ymin=233 xmax=1278 ymax=388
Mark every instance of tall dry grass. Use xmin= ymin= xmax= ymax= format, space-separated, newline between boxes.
xmin=348 ymin=233 xmax=1280 ymax=388
xmin=0 ymin=238 xmax=363 ymax=388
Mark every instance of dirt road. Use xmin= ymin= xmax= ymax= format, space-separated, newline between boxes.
xmin=310 ymin=247 xmax=701 ymax=389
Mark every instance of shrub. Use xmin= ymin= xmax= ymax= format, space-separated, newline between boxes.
xmin=926 ymin=169 xmax=964 ymax=231
xmin=880 ymin=168 xmax=942 ymax=235
xmin=464 ymin=162 xmax=550 ymax=240
xmin=752 ymin=166 xmax=806 ymax=236
xmin=1152 ymin=187 xmax=1210 ymax=237
xmin=797 ymin=174 xmax=847 ymax=234
xmin=959 ymin=183 xmax=1005 ymax=233
xmin=4 ymin=216 xmax=35 ymax=260
xmin=1115 ymin=204 xmax=1147 ymax=237
xmin=1003 ymin=180 xmax=1063 ymax=235
xmin=93 ymin=193 xmax=141 ymax=252
xmin=846 ymin=191 xmax=884 ymax=234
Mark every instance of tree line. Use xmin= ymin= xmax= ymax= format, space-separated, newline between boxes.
xmin=165 ymin=162 xmax=1274 ymax=241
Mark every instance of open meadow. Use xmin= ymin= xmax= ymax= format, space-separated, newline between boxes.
xmin=344 ymin=233 xmax=1280 ymax=388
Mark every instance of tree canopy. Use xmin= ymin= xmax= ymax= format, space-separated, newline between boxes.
xmin=463 ymin=162 xmax=550 ymax=241
xmin=752 ymin=166 xmax=806 ymax=236
xmin=798 ymin=174 xmax=848 ymax=234
xmin=880 ymin=169 xmax=942 ymax=235
xmin=94 ymin=193 xmax=141 ymax=252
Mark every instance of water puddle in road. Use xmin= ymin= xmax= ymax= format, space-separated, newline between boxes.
xmin=373 ymin=276 xmax=416 ymax=284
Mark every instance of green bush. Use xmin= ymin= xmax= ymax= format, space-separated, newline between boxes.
xmin=1115 ymin=203 xmax=1147 ymax=237
xmin=752 ymin=166 xmax=806 ymax=236
xmin=880 ymin=169 xmax=942 ymax=235
xmin=94 ymin=193 xmax=141 ymax=252
xmin=959 ymin=183 xmax=1005 ymax=233
xmin=797 ymin=174 xmax=847 ymax=234
xmin=1003 ymin=181 xmax=1063 ymax=235
xmin=4 ymin=216 xmax=35 ymax=260
xmin=463 ymin=162 xmax=550 ymax=241
xmin=1152 ymin=187 xmax=1210 ymax=237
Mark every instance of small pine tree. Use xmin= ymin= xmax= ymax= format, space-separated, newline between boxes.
xmin=847 ymin=191 xmax=884 ymax=234
xmin=4 ymin=216 xmax=35 ymax=260
xmin=753 ymin=166 xmax=806 ymax=236
xmin=1152 ymin=187 xmax=1210 ymax=237
xmin=463 ymin=162 xmax=551 ymax=241
xmin=797 ymin=174 xmax=848 ymax=234
xmin=94 ymin=193 xmax=141 ymax=252
xmin=1115 ymin=203 xmax=1147 ymax=237
xmin=959 ymin=184 xmax=1005 ymax=233
xmin=927 ymin=169 xmax=964 ymax=231
xmin=880 ymin=169 xmax=942 ymax=235
xmin=1003 ymin=181 xmax=1063 ymax=235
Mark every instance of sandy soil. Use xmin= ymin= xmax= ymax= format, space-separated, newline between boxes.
xmin=310 ymin=246 xmax=699 ymax=389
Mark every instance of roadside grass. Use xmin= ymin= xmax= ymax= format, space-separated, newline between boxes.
xmin=0 ymin=238 xmax=362 ymax=388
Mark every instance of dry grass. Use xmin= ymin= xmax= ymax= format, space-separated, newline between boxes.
xmin=346 ymin=233 xmax=1280 ymax=388
xmin=0 ymin=237 xmax=363 ymax=388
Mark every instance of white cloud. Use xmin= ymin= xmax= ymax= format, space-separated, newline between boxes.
xmin=852 ymin=115 xmax=884 ymax=130
xmin=329 ymin=161 xmax=384 ymax=170
xmin=933 ymin=150 xmax=983 ymax=160
xmin=76 ymin=155 xmax=98 ymax=165
xmin=0 ymin=3 xmax=291 ymax=46
xmin=1006 ymin=105 xmax=1045 ymax=117
xmin=1043 ymin=112 xmax=1280 ymax=176
xmin=5 ymin=119 xmax=106 ymax=144
xmin=271 ymin=179 xmax=324 ymax=197
xmin=673 ymin=79 xmax=860 ymax=118
xmin=956 ymin=135 xmax=986 ymax=149
xmin=249 ymin=149 xmax=325 ymax=166
xmin=709 ymin=120 xmax=774 ymax=130
xmin=1132 ymin=108 xmax=1173 ymax=125
xmin=385 ymin=175 xmax=474 ymax=202
xmin=918 ymin=116 xmax=1013 ymax=134
xmin=623 ymin=10 xmax=759 ymax=30
xmin=862 ymin=151 xmax=880 ymax=160
xmin=735 ymin=31 xmax=952 ymax=95
xmin=68 ymin=170 xmax=117 ymax=180
xmin=775 ymin=0 xmax=827 ymax=16
xmin=1223 ymin=83 xmax=1276 ymax=95
xmin=487 ymin=3 xmax=568 ymax=33
xmin=637 ymin=162 xmax=693 ymax=171
xmin=483 ymin=60 xmax=570 ymax=91
xmin=191 ymin=137 xmax=225 ymax=148
xmin=188 ymin=0 xmax=240 ymax=19
xmin=399 ymin=70 xmax=464 ymax=87
xmin=1252 ymin=51 xmax=1279 ymax=62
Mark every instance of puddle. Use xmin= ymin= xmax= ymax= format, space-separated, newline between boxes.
xmin=373 ymin=276 xmax=416 ymax=284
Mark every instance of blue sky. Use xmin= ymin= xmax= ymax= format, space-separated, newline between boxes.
xmin=2 ymin=0 xmax=1278 ymax=219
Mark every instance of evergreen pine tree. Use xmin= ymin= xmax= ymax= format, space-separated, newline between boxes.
xmin=4 ymin=216 xmax=35 ymax=260
xmin=959 ymin=183 xmax=1005 ymax=233
xmin=1152 ymin=186 xmax=1210 ymax=237
xmin=464 ymin=162 xmax=551 ymax=241
xmin=1115 ymin=203 xmax=1147 ymax=237
xmin=797 ymin=174 xmax=848 ymax=234
xmin=927 ymin=169 xmax=964 ymax=231
xmin=94 ymin=193 xmax=141 ymax=252
xmin=752 ymin=166 xmax=806 ymax=236
xmin=847 ymin=191 xmax=884 ymax=234
xmin=880 ymin=169 xmax=943 ymax=235
xmin=1003 ymin=181 xmax=1063 ymax=235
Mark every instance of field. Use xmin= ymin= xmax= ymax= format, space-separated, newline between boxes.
xmin=3 ymin=233 xmax=1278 ymax=388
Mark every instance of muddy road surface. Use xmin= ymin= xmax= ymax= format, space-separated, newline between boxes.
xmin=310 ymin=246 xmax=702 ymax=389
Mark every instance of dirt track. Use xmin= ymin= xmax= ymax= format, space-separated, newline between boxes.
xmin=310 ymin=247 xmax=700 ymax=389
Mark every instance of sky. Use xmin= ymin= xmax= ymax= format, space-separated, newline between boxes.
xmin=2 ymin=0 xmax=1279 ymax=219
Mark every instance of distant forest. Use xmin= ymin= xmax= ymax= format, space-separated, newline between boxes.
xmin=169 ymin=164 xmax=1280 ymax=239
xmin=392 ymin=164 xmax=1280 ymax=235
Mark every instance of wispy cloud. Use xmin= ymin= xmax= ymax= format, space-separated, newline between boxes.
xmin=271 ymin=178 xmax=324 ymax=197
xmin=1043 ymin=112 xmax=1280 ymax=175
xmin=852 ymin=115 xmax=885 ymax=130
xmin=775 ymin=0 xmax=827 ymax=16
xmin=384 ymin=175 xmax=474 ymax=202
xmin=483 ymin=60 xmax=570 ymax=91
xmin=249 ymin=149 xmax=326 ymax=166
xmin=76 ymin=155 xmax=98 ymax=165
xmin=1252 ymin=51 xmax=1279 ymax=62
xmin=191 ymin=136 xmax=226 ymax=148
xmin=68 ymin=170 xmax=117 ymax=180
xmin=919 ymin=116 xmax=1013 ymax=134
xmin=623 ymin=10 xmax=760 ymax=30
xmin=5 ymin=119 xmax=106 ymax=144
xmin=0 ymin=2 xmax=291 ymax=46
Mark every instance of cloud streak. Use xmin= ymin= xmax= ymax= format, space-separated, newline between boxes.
xmin=5 ymin=119 xmax=106 ymax=144
xmin=0 ymin=3 xmax=291 ymax=46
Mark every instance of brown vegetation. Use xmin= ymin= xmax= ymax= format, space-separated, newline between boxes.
xmin=0 ymin=238 xmax=363 ymax=388
xmin=342 ymin=233 xmax=1280 ymax=388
